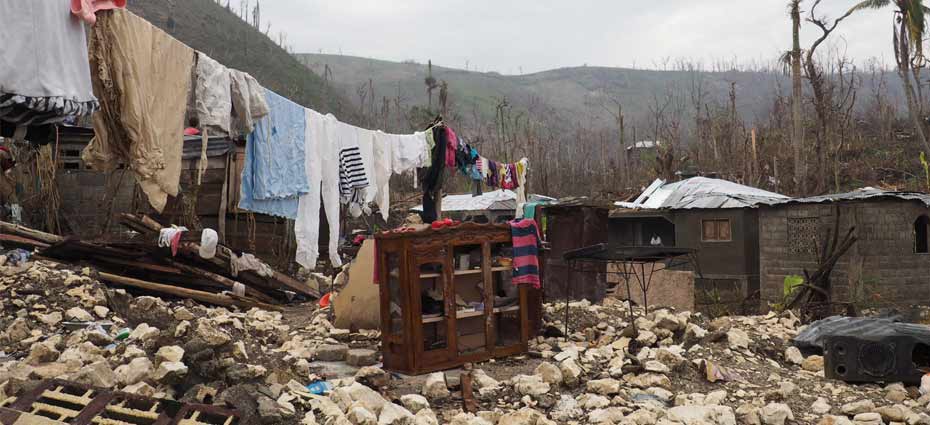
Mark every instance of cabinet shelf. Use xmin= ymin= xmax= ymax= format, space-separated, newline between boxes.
xmin=456 ymin=309 xmax=484 ymax=319
xmin=421 ymin=266 xmax=512 ymax=279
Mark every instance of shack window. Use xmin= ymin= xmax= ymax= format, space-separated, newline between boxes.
xmin=916 ymin=215 xmax=929 ymax=253
xmin=701 ymin=219 xmax=731 ymax=242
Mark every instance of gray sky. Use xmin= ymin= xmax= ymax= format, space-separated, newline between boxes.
xmin=234 ymin=0 xmax=893 ymax=74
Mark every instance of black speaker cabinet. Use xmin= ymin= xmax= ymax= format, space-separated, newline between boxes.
xmin=823 ymin=335 xmax=929 ymax=384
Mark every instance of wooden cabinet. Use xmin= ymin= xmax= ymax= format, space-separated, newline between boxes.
xmin=376 ymin=223 xmax=532 ymax=375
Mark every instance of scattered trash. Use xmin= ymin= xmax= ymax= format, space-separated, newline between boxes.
xmin=115 ymin=327 xmax=132 ymax=340
xmin=4 ymin=248 xmax=31 ymax=266
xmin=704 ymin=360 xmax=741 ymax=383
xmin=319 ymin=292 xmax=332 ymax=308
xmin=306 ymin=381 xmax=332 ymax=395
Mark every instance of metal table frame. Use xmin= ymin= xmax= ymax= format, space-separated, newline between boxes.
xmin=561 ymin=243 xmax=701 ymax=335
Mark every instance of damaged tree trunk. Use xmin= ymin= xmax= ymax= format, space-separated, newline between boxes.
xmin=786 ymin=206 xmax=858 ymax=321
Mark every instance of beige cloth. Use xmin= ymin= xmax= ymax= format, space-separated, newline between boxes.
xmin=83 ymin=9 xmax=194 ymax=212
xmin=229 ymin=69 xmax=269 ymax=138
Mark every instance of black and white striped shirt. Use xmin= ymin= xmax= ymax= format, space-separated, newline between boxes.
xmin=339 ymin=146 xmax=369 ymax=201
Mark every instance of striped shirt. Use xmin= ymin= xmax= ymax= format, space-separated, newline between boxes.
xmin=510 ymin=218 xmax=541 ymax=288
xmin=339 ymin=146 xmax=369 ymax=202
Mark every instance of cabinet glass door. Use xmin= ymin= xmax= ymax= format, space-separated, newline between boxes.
xmin=491 ymin=242 xmax=522 ymax=347
xmin=381 ymin=249 xmax=407 ymax=370
xmin=418 ymin=262 xmax=449 ymax=353
xmin=452 ymin=243 xmax=487 ymax=355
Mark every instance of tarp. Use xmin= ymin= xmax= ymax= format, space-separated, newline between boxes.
xmin=793 ymin=315 xmax=930 ymax=350
xmin=83 ymin=9 xmax=194 ymax=212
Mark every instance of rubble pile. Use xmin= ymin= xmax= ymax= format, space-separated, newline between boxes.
xmin=3 ymin=259 xmax=930 ymax=424
xmin=0 ymin=259 xmax=378 ymax=424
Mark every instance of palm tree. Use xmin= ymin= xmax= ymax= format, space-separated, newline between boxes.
xmin=850 ymin=0 xmax=930 ymax=154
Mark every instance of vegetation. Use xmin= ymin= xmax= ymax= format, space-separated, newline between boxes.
xmin=127 ymin=0 xmax=358 ymax=122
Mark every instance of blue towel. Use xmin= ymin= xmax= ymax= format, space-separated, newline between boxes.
xmin=238 ymin=89 xmax=308 ymax=219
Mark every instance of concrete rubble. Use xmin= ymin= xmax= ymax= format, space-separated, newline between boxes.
xmin=3 ymin=261 xmax=930 ymax=424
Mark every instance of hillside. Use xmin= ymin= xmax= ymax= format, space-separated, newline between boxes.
xmin=126 ymin=0 xmax=358 ymax=122
xmin=295 ymin=53 xmax=904 ymax=130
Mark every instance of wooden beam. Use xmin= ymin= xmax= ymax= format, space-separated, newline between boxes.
xmin=120 ymin=213 xmax=318 ymax=298
xmin=165 ymin=259 xmax=279 ymax=304
xmin=0 ymin=221 xmax=63 ymax=244
xmin=98 ymin=272 xmax=282 ymax=312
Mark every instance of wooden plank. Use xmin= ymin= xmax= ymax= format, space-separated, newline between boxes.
xmin=98 ymin=272 xmax=282 ymax=311
xmin=0 ymin=221 xmax=63 ymax=244
xmin=0 ymin=234 xmax=50 ymax=249
xmin=119 ymin=213 xmax=318 ymax=298
xmin=165 ymin=259 xmax=279 ymax=304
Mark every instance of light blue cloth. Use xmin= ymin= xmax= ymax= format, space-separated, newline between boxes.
xmin=238 ymin=89 xmax=308 ymax=219
xmin=239 ymin=136 xmax=299 ymax=218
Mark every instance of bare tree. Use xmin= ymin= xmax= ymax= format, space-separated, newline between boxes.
xmin=789 ymin=0 xmax=808 ymax=195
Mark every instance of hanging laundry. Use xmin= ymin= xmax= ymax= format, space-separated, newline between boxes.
xmin=420 ymin=125 xmax=447 ymax=223
xmin=514 ymin=158 xmax=530 ymax=218
xmin=339 ymin=146 xmax=369 ymax=206
xmin=510 ymin=219 xmax=541 ymax=288
xmin=70 ymin=0 xmax=126 ymax=24
xmin=445 ymin=126 xmax=457 ymax=168
xmin=501 ymin=162 xmax=517 ymax=189
xmin=83 ymin=9 xmax=193 ymax=212
xmin=388 ymin=131 xmax=430 ymax=174
xmin=328 ymin=119 xmax=374 ymax=217
xmin=372 ymin=131 xmax=424 ymax=221
xmin=0 ymin=0 xmax=99 ymax=127
xmin=238 ymin=89 xmax=309 ymax=219
xmin=193 ymin=53 xmax=232 ymax=135
xmin=248 ymin=89 xmax=309 ymax=200
xmin=486 ymin=159 xmax=500 ymax=188
xmin=229 ymin=70 xmax=269 ymax=138
xmin=296 ymin=110 xmax=339 ymax=269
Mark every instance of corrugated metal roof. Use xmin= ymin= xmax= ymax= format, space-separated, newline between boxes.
xmin=412 ymin=189 xmax=517 ymax=212
xmin=615 ymin=177 xmax=788 ymax=210
xmin=759 ymin=187 xmax=930 ymax=207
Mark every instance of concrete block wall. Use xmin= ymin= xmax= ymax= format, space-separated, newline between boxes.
xmin=759 ymin=199 xmax=930 ymax=311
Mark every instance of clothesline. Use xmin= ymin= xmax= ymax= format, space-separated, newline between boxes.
xmin=0 ymin=5 xmax=530 ymax=271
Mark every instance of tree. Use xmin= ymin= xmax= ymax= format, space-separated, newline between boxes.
xmin=424 ymin=60 xmax=439 ymax=112
xmin=805 ymin=0 xmax=856 ymax=192
xmin=790 ymin=0 xmax=807 ymax=195
xmin=850 ymin=0 xmax=930 ymax=154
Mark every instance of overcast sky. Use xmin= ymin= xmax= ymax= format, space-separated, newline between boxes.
xmin=232 ymin=0 xmax=893 ymax=74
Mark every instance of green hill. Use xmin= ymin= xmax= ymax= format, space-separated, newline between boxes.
xmin=127 ymin=0 xmax=357 ymax=122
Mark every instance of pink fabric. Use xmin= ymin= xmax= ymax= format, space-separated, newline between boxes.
xmin=170 ymin=230 xmax=183 ymax=256
xmin=71 ymin=0 xmax=127 ymax=25
xmin=510 ymin=219 xmax=541 ymax=288
xmin=445 ymin=126 xmax=457 ymax=168
xmin=511 ymin=256 xmax=538 ymax=268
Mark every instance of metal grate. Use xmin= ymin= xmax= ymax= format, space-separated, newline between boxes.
xmin=787 ymin=217 xmax=820 ymax=256
xmin=2 ymin=380 xmax=239 ymax=425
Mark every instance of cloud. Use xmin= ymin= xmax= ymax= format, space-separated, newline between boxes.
xmin=232 ymin=0 xmax=892 ymax=73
